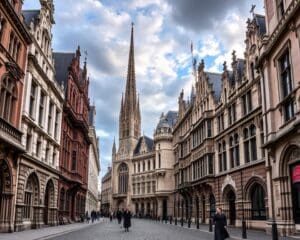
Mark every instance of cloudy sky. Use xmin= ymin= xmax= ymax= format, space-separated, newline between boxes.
xmin=23 ymin=0 xmax=264 ymax=187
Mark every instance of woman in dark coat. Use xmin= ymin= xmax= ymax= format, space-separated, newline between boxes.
xmin=213 ymin=207 xmax=229 ymax=240
xmin=123 ymin=209 xmax=131 ymax=232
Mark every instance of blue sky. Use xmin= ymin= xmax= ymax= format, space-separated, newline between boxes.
xmin=23 ymin=0 xmax=264 ymax=189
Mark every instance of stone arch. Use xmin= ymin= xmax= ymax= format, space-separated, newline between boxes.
xmin=118 ymin=162 xmax=128 ymax=194
xmin=222 ymin=184 xmax=236 ymax=201
xmin=244 ymin=176 xmax=267 ymax=200
xmin=44 ymin=179 xmax=55 ymax=225
xmin=278 ymin=144 xmax=300 ymax=225
xmin=0 ymin=159 xmax=13 ymax=193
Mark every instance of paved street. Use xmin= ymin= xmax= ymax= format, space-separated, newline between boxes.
xmin=0 ymin=218 xmax=299 ymax=240
xmin=47 ymin=219 xmax=298 ymax=240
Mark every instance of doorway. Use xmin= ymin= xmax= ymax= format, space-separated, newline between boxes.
xmin=291 ymin=163 xmax=300 ymax=224
xmin=202 ymin=197 xmax=206 ymax=223
xmin=227 ymin=190 xmax=236 ymax=225
xmin=162 ymin=199 xmax=168 ymax=220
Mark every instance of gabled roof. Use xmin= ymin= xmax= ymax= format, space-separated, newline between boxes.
xmin=133 ymin=135 xmax=154 ymax=155
xmin=207 ymin=72 xmax=222 ymax=102
xmin=22 ymin=10 xmax=40 ymax=26
xmin=53 ymin=52 xmax=75 ymax=89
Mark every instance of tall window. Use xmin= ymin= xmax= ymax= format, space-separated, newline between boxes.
xmin=228 ymin=103 xmax=236 ymax=126
xmin=207 ymin=119 xmax=212 ymax=137
xmin=277 ymin=0 xmax=285 ymax=20
xmin=26 ymin=130 xmax=32 ymax=152
xmin=218 ymin=113 xmax=224 ymax=133
xmin=118 ymin=163 xmax=128 ymax=194
xmin=0 ymin=17 xmax=6 ymax=42
xmin=158 ymin=153 xmax=161 ymax=168
xmin=54 ymin=110 xmax=59 ymax=139
xmin=251 ymin=183 xmax=266 ymax=220
xmin=148 ymin=160 xmax=150 ymax=171
xmin=36 ymin=137 xmax=41 ymax=158
xmin=218 ymin=141 xmax=227 ymax=172
xmin=48 ymin=102 xmax=54 ymax=133
xmin=39 ymin=92 xmax=45 ymax=126
xmin=242 ymin=91 xmax=252 ymax=115
xmin=71 ymin=151 xmax=77 ymax=171
xmin=0 ymin=76 xmax=17 ymax=122
xmin=8 ymin=31 xmax=20 ymax=61
xmin=230 ymin=134 xmax=240 ymax=168
xmin=244 ymin=125 xmax=257 ymax=163
xmin=29 ymin=82 xmax=37 ymax=118
xmin=279 ymin=50 xmax=294 ymax=122
xmin=250 ymin=62 xmax=255 ymax=81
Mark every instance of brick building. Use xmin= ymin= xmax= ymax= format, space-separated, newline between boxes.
xmin=53 ymin=47 xmax=90 ymax=222
xmin=0 ymin=0 xmax=31 ymax=232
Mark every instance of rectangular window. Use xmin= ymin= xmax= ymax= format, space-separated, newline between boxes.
xmin=71 ymin=151 xmax=76 ymax=171
xmin=23 ymin=191 xmax=32 ymax=219
xmin=284 ymin=99 xmax=295 ymax=121
xmin=208 ymin=155 xmax=213 ymax=174
xmin=0 ymin=18 xmax=6 ymax=43
xmin=39 ymin=92 xmax=45 ymax=126
xmin=36 ymin=138 xmax=41 ymax=158
xmin=45 ymin=144 xmax=50 ymax=162
xmin=52 ymin=149 xmax=56 ymax=166
xmin=242 ymin=95 xmax=247 ymax=115
xmin=29 ymin=82 xmax=37 ymax=118
xmin=277 ymin=0 xmax=285 ymax=20
xmin=247 ymin=91 xmax=252 ymax=112
xmin=279 ymin=50 xmax=292 ymax=98
xmin=54 ymin=110 xmax=59 ymax=139
xmin=26 ymin=132 xmax=32 ymax=152
xmin=48 ymin=102 xmax=53 ymax=134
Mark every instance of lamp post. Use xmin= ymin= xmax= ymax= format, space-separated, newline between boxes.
xmin=241 ymin=171 xmax=247 ymax=239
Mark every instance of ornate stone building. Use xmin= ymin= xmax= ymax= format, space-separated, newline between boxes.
xmin=257 ymin=0 xmax=300 ymax=236
xmin=107 ymin=25 xmax=177 ymax=219
xmin=173 ymin=13 xmax=268 ymax=231
xmin=0 ymin=0 xmax=31 ymax=233
xmin=14 ymin=0 xmax=64 ymax=231
xmin=53 ymin=47 xmax=90 ymax=222
xmin=86 ymin=106 xmax=100 ymax=213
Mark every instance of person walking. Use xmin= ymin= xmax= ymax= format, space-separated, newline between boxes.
xmin=116 ymin=209 xmax=122 ymax=224
xmin=123 ymin=209 xmax=132 ymax=232
xmin=213 ymin=207 xmax=229 ymax=240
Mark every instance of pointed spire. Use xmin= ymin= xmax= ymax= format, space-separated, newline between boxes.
xmin=112 ymin=137 xmax=116 ymax=155
xmin=124 ymin=22 xmax=137 ymax=108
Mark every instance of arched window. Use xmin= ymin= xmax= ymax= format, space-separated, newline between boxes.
xmin=0 ymin=76 xmax=17 ymax=123
xmin=251 ymin=183 xmax=266 ymax=220
xmin=24 ymin=173 xmax=39 ymax=219
xmin=244 ymin=128 xmax=250 ymax=163
xmin=118 ymin=163 xmax=128 ymax=194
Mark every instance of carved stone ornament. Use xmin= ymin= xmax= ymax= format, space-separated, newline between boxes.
xmin=221 ymin=174 xmax=236 ymax=193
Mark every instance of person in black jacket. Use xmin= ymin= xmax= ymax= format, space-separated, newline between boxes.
xmin=213 ymin=207 xmax=229 ymax=240
xmin=123 ymin=209 xmax=132 ymax=232
xmin=116 ymin=209 xmax=122 ymax=224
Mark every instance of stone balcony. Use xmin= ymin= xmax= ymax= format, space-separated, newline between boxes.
xmin=0 ymin=117 xmax=24 ymax=151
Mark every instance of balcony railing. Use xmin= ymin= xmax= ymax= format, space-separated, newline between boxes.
xmin=0 ymin=117 xmax=22 ymax=143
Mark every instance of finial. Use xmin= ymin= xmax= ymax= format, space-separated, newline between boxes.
xmin=84 ymin=50 xmax=88 ymax=66
xmin=199 ymin=59 xmax=205 ymax=71
xmin=223 ymin=61 xmax=227 ymax=72
xmin=232 ymin=50 xmax=237 ymax=63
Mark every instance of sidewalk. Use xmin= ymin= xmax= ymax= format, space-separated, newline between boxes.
xmin=150 ymin=219 xmax=300 ymax=240
xmin=0 ymin=219 xmax=103 ymax=240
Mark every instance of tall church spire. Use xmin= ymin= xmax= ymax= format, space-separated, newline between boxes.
xmin=124 ymin=22 xmax=137 ymax=109
xmin=118 ymin=23 xmax=141 ymax=155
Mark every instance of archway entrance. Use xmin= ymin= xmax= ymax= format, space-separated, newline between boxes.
xmin=44 ymin=180 xmax=54 ymax=225
xmin=227 ymin=190 xmax=236 ymax=225
xmin=162 ymin=199 xmax=167 ymax=220
xmin=209 ymin=194 xmax=216 ymax=218
xmin=291 ymin=162 xmax=300 ymax=224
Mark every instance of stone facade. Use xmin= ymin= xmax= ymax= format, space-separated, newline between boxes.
xmin=173 ymin=13 xmax=267 ymax=231
xmin=14 ymin=0 xmax=64 ymax=231
xmin=0 ymin=0 xmax=31 ymax=233
xmin=54 ymin=47 xmax=90 ymax=222
xmin=101 ymin=167 xmax=112 ymax=216
xmin=85 ymin=106 xmax=100 ymax=214
xmin=257 ymin=0 xmax=300 ymax=236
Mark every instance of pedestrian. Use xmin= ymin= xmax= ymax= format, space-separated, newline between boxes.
xmin=85 ymin=211 xmax=90 ymax=223
xmin=116 ymin=209 xmax=122 ymax=224
xmin=213 ymin=207 xmax=229 ymax=240
xmin=110 ymin=211 xmax=113 ymax=222
xmin=123 ymin=208 xmax=132 ymax=232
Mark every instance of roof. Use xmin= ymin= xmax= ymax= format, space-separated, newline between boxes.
xmin=22 ymin=10 xmax=40 ymax=26
xmin=53 ymin=52 xmax=75 ymax=89
xmin=133 ymin=135 xmax=154 ymax=155
xmin=157 ymin=111 xmax=178 ymax=130
xmin=207 ymin=72 xmax=222 ymax=102
xmin=254 ymin=14 xmax=266 ymax=36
